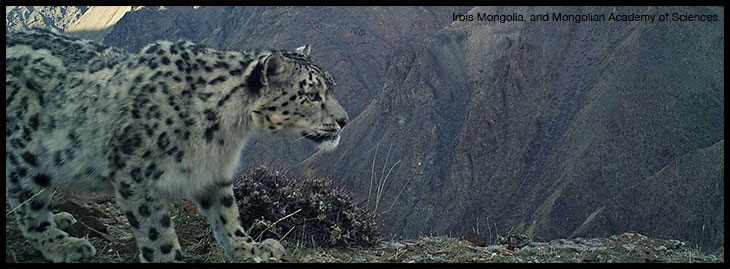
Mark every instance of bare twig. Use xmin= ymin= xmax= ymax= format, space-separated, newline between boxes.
xmin=98 ymin=242 xmax=110 ymax=257
xmin=191 ymin=228 xmax=212 ymax=251
xmin=280 ymin=226 xmax=296 ymax=241
xmin=7 ymin=188 xmax=58 ymax=216
xmin=487 ymin=216 xmax=493 ymax=244
xmin=381 ymin=161 xmax=420 ymax=215
xmin=467 ymin=245 xmax=492 ymax=255
xmin=203 ymin=250 xmax=211 ymax=263
xmin=378 ymin=144 xmax=394 ymax=198
xmin=77 ymin=220 xmax=118 ymax=242
xmin=476 ymin=216 xmax=480 ymax=235
xmin=372 ymin=143 xmax=393 ymax=214
xmin=374 ymin=159 xmax=401 ymax=213
xmin=367 ymin=142 xmax=380 ymax=209
xmin=388 ymin=248 xmax=408 ymax=260
xmin=256 ymin=208 xmax=302 ymax=241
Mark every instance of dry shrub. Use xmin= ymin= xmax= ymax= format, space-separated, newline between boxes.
xmin=233 ymin=166 xmax=379 ymax=248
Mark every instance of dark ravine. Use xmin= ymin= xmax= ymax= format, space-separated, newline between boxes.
xmin=5 ymin=5 xmax=724 ymax=252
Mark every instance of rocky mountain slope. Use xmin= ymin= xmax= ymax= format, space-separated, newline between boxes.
xmin=299 ymin=6 xmax=724 ymax=251
xmin=6 ymin=6 xmax=88 ymax=32
xmin=5 ymin=6 xmax=724 ymax=252
xmin=5 ymin=6 xmax=132 ymax=41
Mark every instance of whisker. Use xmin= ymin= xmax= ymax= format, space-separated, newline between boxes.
xmin=295 ymin=131 xmax=318 ymax=142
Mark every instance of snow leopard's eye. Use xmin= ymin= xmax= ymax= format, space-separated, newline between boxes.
xmin=306 ymin=92 xmax=320 ymax=102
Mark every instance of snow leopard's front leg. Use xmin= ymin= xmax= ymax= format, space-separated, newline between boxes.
xmin=194 ymin=183 xmax=288 ymax=262
xmin=113 ymin=172 xmax=184 ymax=263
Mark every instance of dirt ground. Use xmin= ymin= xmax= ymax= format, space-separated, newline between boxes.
xmin=5 ymin=194 xmax=725 ymax=264
xmin=5 ymin=193 xmax=229 ymax=263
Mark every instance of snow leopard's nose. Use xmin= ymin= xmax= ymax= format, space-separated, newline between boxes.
xmin=336 ymin=117 xmax=348 ymax=128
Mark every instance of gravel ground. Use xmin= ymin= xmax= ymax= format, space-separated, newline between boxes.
xmin=5 ymin=195 xmax=724 ymax=264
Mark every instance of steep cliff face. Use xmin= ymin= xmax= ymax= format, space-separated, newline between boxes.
xmin=301 ymin=6 xmax=724 ymax=250
xmin=64 ymin=6 xmax=131 ymax=41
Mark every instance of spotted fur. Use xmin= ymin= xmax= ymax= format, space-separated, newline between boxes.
xmin=5 ymin=29 xmax=348 ymax=263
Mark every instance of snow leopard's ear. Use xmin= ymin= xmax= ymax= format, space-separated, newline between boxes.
xmin=295 ymin=44 xmax=311 ymax=56
xmin=262 ymin=53 xmax=286 ymax=81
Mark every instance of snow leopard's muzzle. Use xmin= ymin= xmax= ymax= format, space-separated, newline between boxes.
xmin=301 ymin=117 xmax=348 ymax=151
